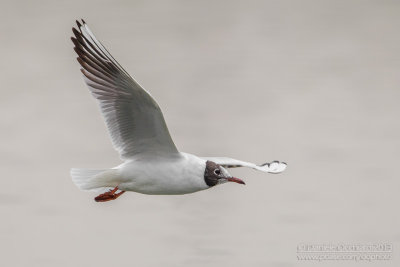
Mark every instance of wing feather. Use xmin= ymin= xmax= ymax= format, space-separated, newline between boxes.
xmin=72 ymin=19 xmax=178 ymax=159
xmin=201 ymin=157 xmax=287 ymax=174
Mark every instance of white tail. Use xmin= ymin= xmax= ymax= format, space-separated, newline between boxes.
xmin=70 ymin=168 xmax=119 ymax=191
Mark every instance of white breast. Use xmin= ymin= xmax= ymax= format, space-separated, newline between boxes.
xmin=116 ymin=152 xmax=209 ymax=195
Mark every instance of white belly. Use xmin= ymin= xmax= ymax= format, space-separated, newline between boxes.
xmin=116 ymin=153 xmax=209 ymax=195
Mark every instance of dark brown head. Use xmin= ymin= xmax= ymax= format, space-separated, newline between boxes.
xmin=204 ymin=161 xmax=245 ymax=187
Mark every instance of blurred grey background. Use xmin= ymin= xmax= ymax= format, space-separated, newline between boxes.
xmin=0 ymin=0 xmax=399 ymax=266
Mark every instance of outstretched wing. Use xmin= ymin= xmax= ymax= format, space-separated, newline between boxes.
xmin=201 ymin=157 xmax=287 ymax=174
xmin=71 ymin=20 xmax=178 ymax=159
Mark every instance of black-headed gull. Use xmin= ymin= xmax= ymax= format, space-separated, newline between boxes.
xmin=70 ymin=20 xmax=287 ymax=202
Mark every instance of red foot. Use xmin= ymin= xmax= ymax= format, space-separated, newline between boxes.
xmin=95 ymin=187 xmax=125 ymax=202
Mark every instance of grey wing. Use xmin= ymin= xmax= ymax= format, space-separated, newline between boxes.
xmin=72 ymin=20 xmax=178 ymax=159
xmin=201 ymin=157 xmax=287 ymax=174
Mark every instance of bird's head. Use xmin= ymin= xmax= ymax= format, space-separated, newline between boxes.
xmin=204 ymin=161 xmax=245 ymax=187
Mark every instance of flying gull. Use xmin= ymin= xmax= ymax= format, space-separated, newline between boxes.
xmin=70 ymin=20 xmax=287 ymax=202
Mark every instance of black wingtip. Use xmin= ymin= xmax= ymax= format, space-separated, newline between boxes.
xmin=71 ymin=36 xmax=78 ymax=48
xmin=76 ymin=56 xmax=85 ymax=66
xmin=73 ymin=46 xmax=84 ymax=58
xmin=72 ymin=27 xmax=82 ymax=39
xmin=71 ymin=36 xmax=78 ymax=46
xmin=72 ymin=27 xmax=79 ymax=35
xmin=76 ymin=20 xmax=82 ymax=28
xmin=81 ymin=19 xmax=86 ymax=25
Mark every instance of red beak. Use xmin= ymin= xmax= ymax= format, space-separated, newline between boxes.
xmin=227 ymin=177 xmax=245 ymax=185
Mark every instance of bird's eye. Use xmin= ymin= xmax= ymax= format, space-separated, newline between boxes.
xmin=214 ymin=169 xmax=221 ymax=175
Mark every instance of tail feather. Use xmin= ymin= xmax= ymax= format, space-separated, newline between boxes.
xmin=70 ymin=168 xmax=119 ymax=191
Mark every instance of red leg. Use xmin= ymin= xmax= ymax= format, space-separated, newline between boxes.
xmin=94 ymin=187 xmax=125 ymax=202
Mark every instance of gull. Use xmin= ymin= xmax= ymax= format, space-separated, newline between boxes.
xmin=70 ymin=19 xmax=287 ymax=202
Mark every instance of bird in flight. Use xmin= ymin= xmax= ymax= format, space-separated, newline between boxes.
xmin=70 ymin=19 xmax=287 ymax=202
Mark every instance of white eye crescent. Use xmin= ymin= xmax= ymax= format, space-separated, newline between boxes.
xmin=214 ymin=169 xmax=221 ymax=175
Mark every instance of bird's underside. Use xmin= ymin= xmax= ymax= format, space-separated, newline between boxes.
xmin=70 ymin=19 xmax=287 ymax=202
